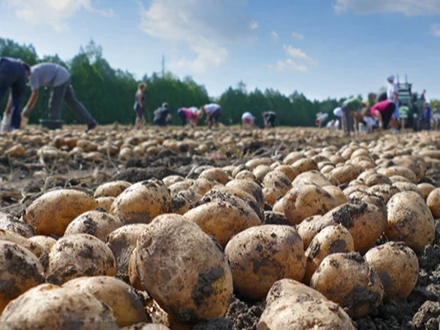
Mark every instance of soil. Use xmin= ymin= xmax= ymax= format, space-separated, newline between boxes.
xmin=2 ymin=126 xmax=440 ymax=329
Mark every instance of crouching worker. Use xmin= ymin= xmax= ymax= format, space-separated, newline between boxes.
xmin=370 ymin=100 xmax=398 ymax=133
xmin=154 ymin=102 xmax=172 ymax=127
xmin=262 ymin=111 xmax=276 ymax=128
xmin=315 ymin=112 xmax=329 ymax=128
xmin=200 ymin=103 xmax=221 ymax=129
xmin=177 ymin=107 xmax=199 ymax=126
xmin=241 ymin=112 xmax=256 ymax=129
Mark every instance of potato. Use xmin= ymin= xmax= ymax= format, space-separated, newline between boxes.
xmin=253 ymin=165 xmax=272 ymax=181
xmin=190 ymin=178 xmax=217 ymax=195
xmin=111 ymin=179 xmax=171 ymax=224
xmin=0 ymin=228 xmax=43 ymax=257
xmin=226 ymin=179 xmax=265 ymax=208
xmin=0 ymin=213 xmax=35 ymax=238
xmin=184 ymin=198 xmax=261 ymax=247
xmin=365 ymin=242 xmax=418 ymax=299
xmin=225 ymin=225 xmax=305 ymax=300
xmin=273 ymin=164 xmax=299 ymax=181
xmin=418 ymin=183 xmax=436 ymax=200
xmin=263 ymin=187 xmax=283 ymax=206
xmin=320 ymin=200 xmax=387 ymax=254
xmin=47 ymin=234 xmax=116 ymax=284
xmin=272 ymin=184 xmax=338 ymax=225
xmin=257 ymin=279 xmax=355 ymax=330
xmin=393 ymin=181 xmax=423 ymax=196
xmin=0 ymin=284 xmax=119 ymax=330
xmin=168 ymin=180 xmax=194 ymax=195
xmin=0 ymin=240 xmax=44 ymax=313
xmin=291 ymin=157 xmax=319 ymax=173
xmin=135 ymin=214 xmax=233 ymax=323
xmin=64 ymin=210 xmax=122 ymax=241
xmin=246 ymin=157 xmax=272 ymax=170
xmin=292 ymin=170 xmax=332 ymax=187
xmin=106 ymin=224 xmax=149 ymax=282
xmin=330 ymin=165 xmax=363 ymax=184
xmin=24 ymin=189 xmax=98 ymax=237
xmin=296 ymin=215 xmax=335 ymax=249
xmin=378 ymin=166 xmax=417 ymax=183
xmin=367 ymin=184 xmax=399 ymax=204
xmin=162 ymin=175 xmax=185 ymax=187
xmin=283 ymin=151 xmax=304 ymax=165
xmin=364 ymin=173 xmax=392 ymax=186
xmin=128 ymin=247 xmax=143 ymax=291
xmin=235 ymin=170 xmax=256 ymax=180
xmin=63 ymin=276 xmax=149 ymax=327
xmin=121 ymin=324 xmax=170 ymax=330
xmin=310 ymin=252 xmax=384 ymax=318
xmin=427 ymin=188 xmax=440 ymax=218
xmin=304 ymin=224 xmax=354 ymax=284
xmin=199 ymin=168 xmax=229 ymax=185
xmin=96 ymin=196 xmax=116 ymax=212
xmin=94 ymin=180 xmax=132 ymax=198
xmin=323 ymin=186 xmax=347 ymax=205
xmin=262 ymin=170 xmax=292 ymax=195
xmin=386 ymin=191 xmax=434 ymax=252
xmin=28 ymin=235 xmax=56 ymax=254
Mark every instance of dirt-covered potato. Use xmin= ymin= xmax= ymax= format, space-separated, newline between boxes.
xmin=235 ymin=170 xmax=256 ymax=181
xmin=96 ymin=196 xmax=116 ymax=212
xmin=0 ymin=284 xmax=119 ymax=330
xmin=272 ymin=184 xmax=338 ymax=225
xmin=64 ymin=210 xmax=122 ymax=241
xmin=257 ymin=279 xmax=355 ymax=330
xmin=226 ymin=179 xmax=265 ymax=208
xmin=273 ymin=164 xmax=299 ymax=181
xmin=47 ymin=234 xmax=116 ymax=284
xmin=184 ymin=198 xmax=261 ymax=247
xmin=225 ymin=225 xmax=306 ymax=300
xmin=386 ymin=191 xmax=434 ymax=252
xmin=367 ymin=184 xmax=399 ymax=204
xmin=0 ymin=240 xmax=44 ymax=313
xmin=418 ymin=183 xmax=436 ymax=200
xmin=292 ymin=170 xmax=332 ymax=187
xmin=330 ymin=165 xmax=363 ymax=184
xmin=378 ymin=166 xmax=417 ymax=183
xmin=168 ymin=180 xmax=194 ymax=195
xmin=393 ymin=181 xmax=423 ymax=196
xmin=320 ymin=200 xmax=387 ymax=254
xmin=128 ymin=247 xmax=143 ymax=291
xmin=310 ymin=252 xmax=384 ymax=318
xmin=0 ymin=213 xmax=35 ymax=238
xmin=291 ymin=157 xmax=319 ymax=174
xmin=94 ymin=180 xmax=132 ymax=198
xmin=365 ymin=242 xmax=419 ymax=299
xmin=28 ymin=235 xmax=56 ymax=254
xmin=296 ymin=215 xmax=335 ymax=249
xmin=190 ymin=178 xmax=218 ymax=195
xmin=427 ymin=188 xmax=440 ymax=218
xmin=304 ymin=224 xmax=354 ymax=284
xmin=63 ymin=276 xmax=149 ymax=328
xmin=0 ymin=228 xmax=44 ymax=257
xmin=106 ymin=224 xmax=149 ymax=282
xmin=135 ymin=214 xmax=233 ymax=323
xmin=121 ymin=324 xmax=170 ymax=330
xmin=111 ymin=179 xmax=171 ymax=224
xmin=24 ymin=189 xmax=98 ymax=236
xmin=364 ymin=173 xmax=392 ymax=186
xmin=162 ymin=175 xmax=185 ymax=187
xmin=322 ymin=186 xmax=348 ymax=205
xmin=263 ymin=187 xmax=283 ymax=206
xmin=262 ymin=170 xmax=292 ymax=195
xmin=199 ymin=168 xmax=229 ymax=185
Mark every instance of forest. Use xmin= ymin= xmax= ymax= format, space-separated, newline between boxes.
xmin=1 ymin=38 xmax=432 ymax=128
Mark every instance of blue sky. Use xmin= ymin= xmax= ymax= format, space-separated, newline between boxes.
xmin=0 ymin=0 xmax=439 ymax=101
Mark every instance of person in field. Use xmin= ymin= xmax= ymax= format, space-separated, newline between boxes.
xmin=315 ymin=112 xmax=329 ymax=128
xmin=134 ymin=82 xmax=146 ymax=127
xmin=262 ymin=111 xmax=276 ymax=128
xmin=177 ymin=106 xmax=199 ymax=126
xmin=153 ymin=102 xmax=172 ymax=127
xmin=21 ymin=62 xmax=98 ymax=131
xmin=387 ymin=75 xmax=399 ymax=123
xmin=341 ymin=97 xmax=363 ymax=136
xmin=370 ymin=100 xmax=397 ymax=132
xmin=241 ymin=112 xmax=256 ymax=129
xmin=0 ymin=57 xmax=29 ymax=131
xmin=200 ymin=103 xmax=221 ymax=129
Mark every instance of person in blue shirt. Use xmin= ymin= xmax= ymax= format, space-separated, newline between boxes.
xmin=424 ymin=102 xmax=431 ymax=131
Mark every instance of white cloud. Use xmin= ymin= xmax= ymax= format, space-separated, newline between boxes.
xmin=269 ymin=59 xmax=308 ymax=72
xmin=292 ymin=32 xmax=304 ymax=40
xmin=3 ymin=0 xmax=113 ymax=31
xmin=334 ymin=0 xmax=440 ymax=16
xmin=249 ymin=20 xmax=259 ymax=30
xmin=283 ymin=45 xmax=315 ymax=65
xmin=271 ymin=30 xmax=279 ymax=41
xmin=432 ymin=24 xmax=440 ymax=37
xmin=139 ymin=0 xmax=256 ymax=74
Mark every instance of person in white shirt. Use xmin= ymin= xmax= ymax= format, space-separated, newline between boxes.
xmin=200 ymin=103 xmax=221 ymax=129
xmin=315 ymin=112 xmax=329 ymax=128
xmin=333 ymin=106 xmax=342 ymax=129
xmin=241 ymin=112 xmax=256 ymax=129
xmin=387 ymin=75 xmax=399 ymax=122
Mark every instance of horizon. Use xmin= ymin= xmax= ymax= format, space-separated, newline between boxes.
xmin=0 ymin=0 xmax=439 ymax=101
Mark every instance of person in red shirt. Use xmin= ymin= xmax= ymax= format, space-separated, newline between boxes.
xmin=370 ymin=100 xmax=397 ymax=132
xmin=177 ymin=107 xmax=199 ymax=126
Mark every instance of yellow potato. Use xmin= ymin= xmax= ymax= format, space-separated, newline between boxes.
xmin=94 ymin=180 xmax=132 ymax=198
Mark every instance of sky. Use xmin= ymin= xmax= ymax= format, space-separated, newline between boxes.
xmin=0 ymin=0 xmax=439 ymax=101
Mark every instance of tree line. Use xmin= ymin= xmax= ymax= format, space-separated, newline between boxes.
xmin=1 ymin=38 xmax=436 ymax=128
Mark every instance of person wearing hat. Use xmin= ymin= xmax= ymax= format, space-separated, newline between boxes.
xmin=153 ymin=102 xmax=172 ymax=126
xmin=387 ymin=75 xmax=399 ymax=123
xmin=241 ymin=112 xmax=256 ymax=129
xmin=0 ymin=57 xmax=29 ymax=131
xmin=199 ymin=103 xmax=221 ymax=129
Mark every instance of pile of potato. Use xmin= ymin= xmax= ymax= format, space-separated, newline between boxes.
xmin=1 ymin=128 xmax=440 ymax=329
